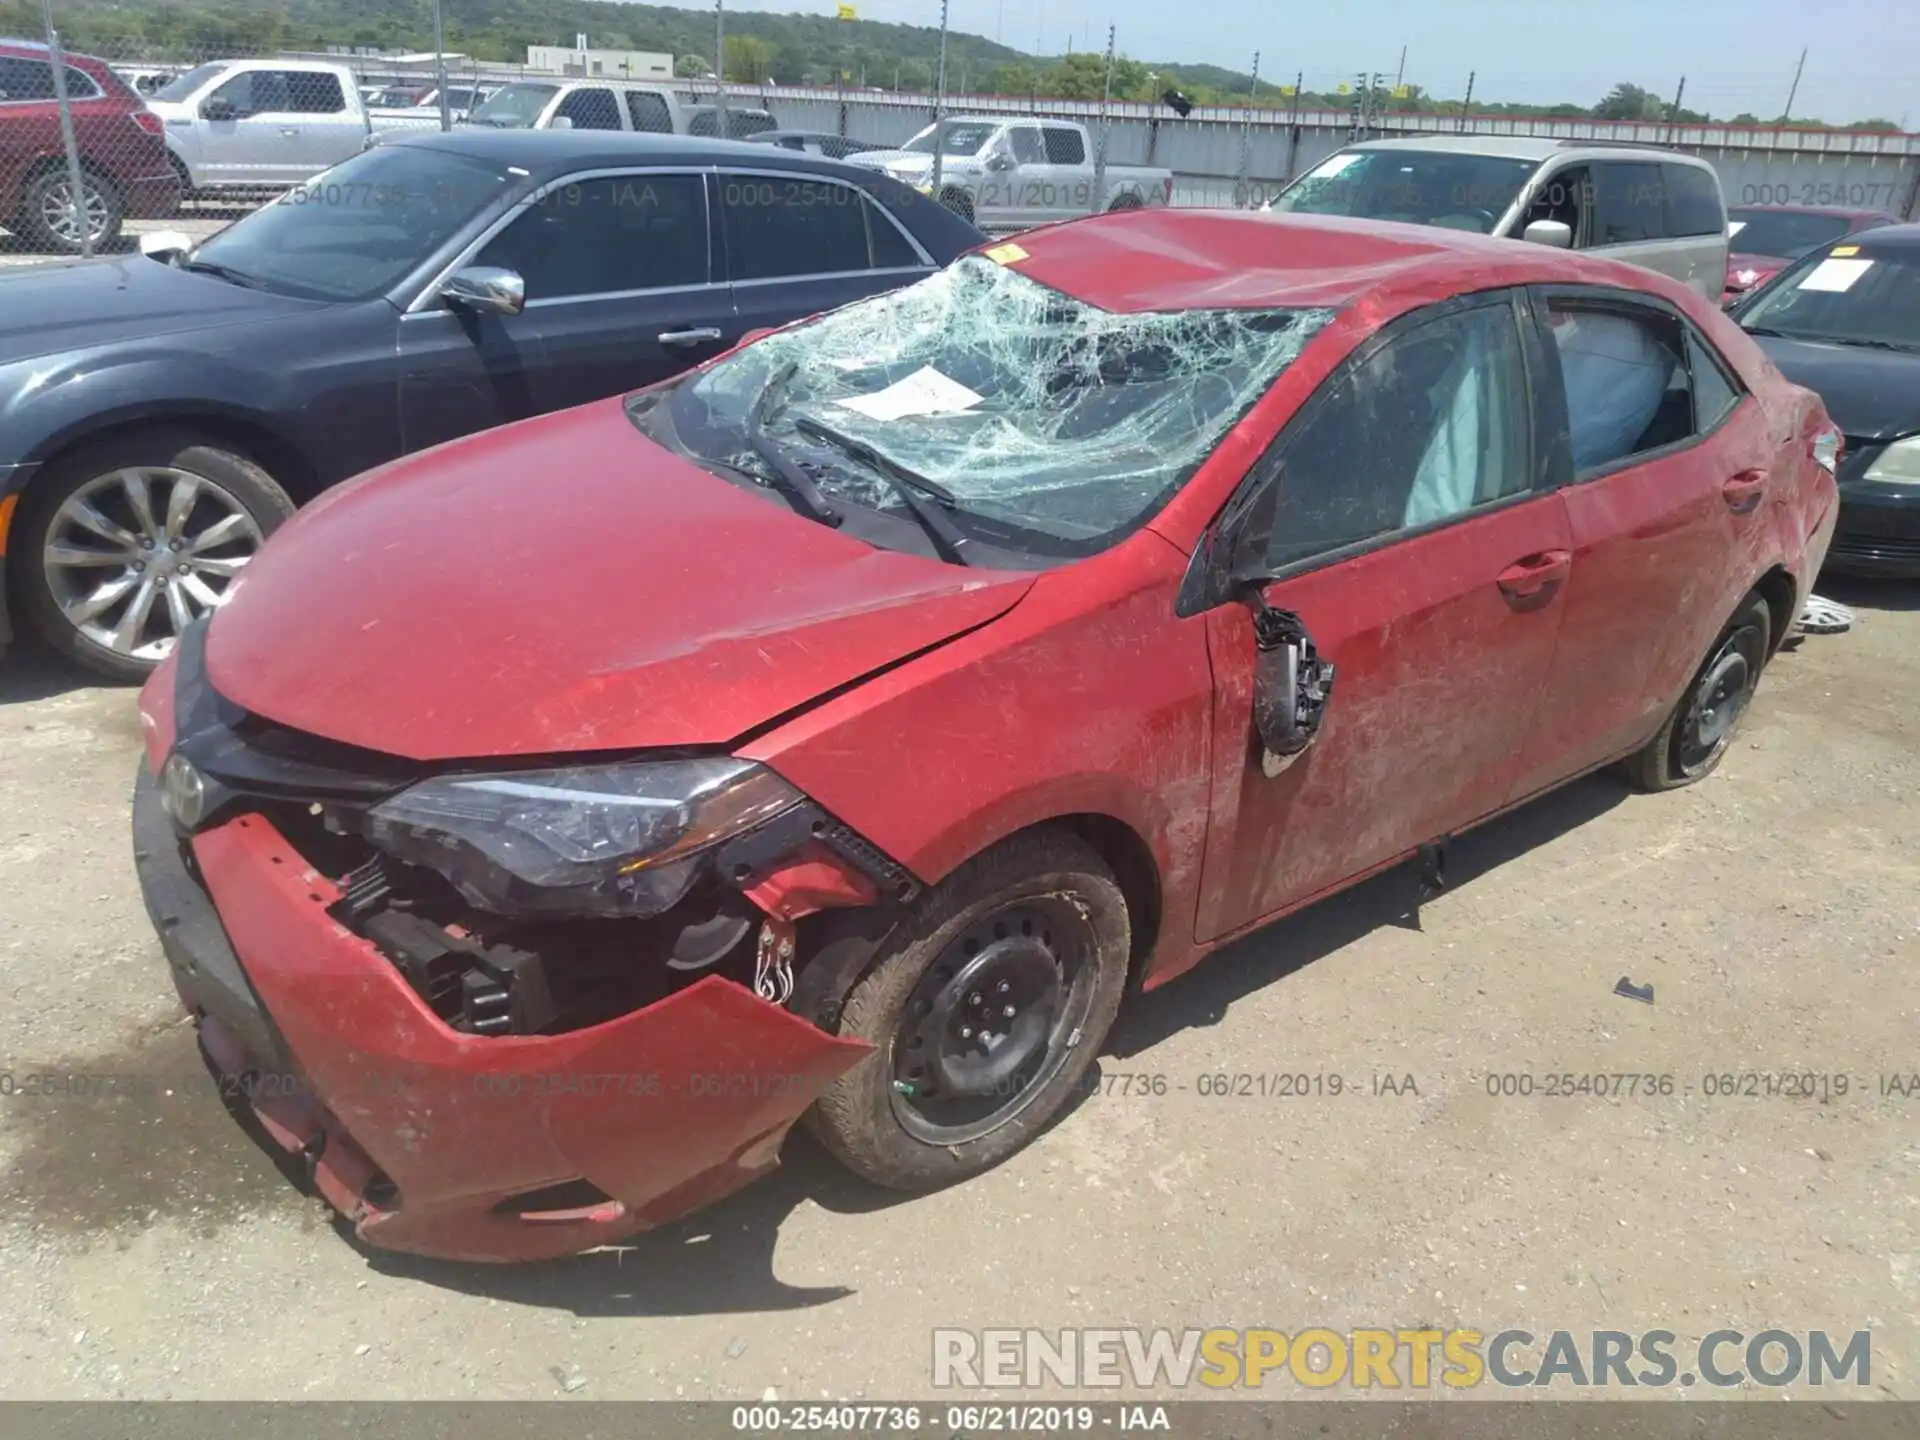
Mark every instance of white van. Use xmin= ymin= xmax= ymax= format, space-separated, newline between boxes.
xmin=1271 ymin=136 xmax=1730 ymax=301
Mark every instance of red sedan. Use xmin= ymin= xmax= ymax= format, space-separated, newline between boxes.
xmin=134 ymin=209 xmax=1839 ymax=1263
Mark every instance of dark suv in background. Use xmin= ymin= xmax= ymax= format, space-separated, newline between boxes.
xmin=0 ymin=38 xmax=181 ymax=254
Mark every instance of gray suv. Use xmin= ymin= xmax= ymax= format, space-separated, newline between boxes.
xmin=1272 ymin=136 xmax=1729 ymax=300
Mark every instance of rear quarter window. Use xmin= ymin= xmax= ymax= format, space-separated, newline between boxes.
xmin=1662 ymin=163 xmax=1725 ymax=238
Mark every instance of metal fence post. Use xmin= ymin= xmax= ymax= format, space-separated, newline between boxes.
xmin=40 ymin=0 xmax=94 ymax=257
xmin=930 ymin=0 xmax=949 ymax=200
xmin=1092 ymin=24 xmax=1115 ymax=211
xmin=1235 ymin=51 xmax=1259 ymax=208
xmin=432 ymin=0 xmax=452 ymax=131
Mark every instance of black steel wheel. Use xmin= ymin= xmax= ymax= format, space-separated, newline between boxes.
xmin=1625 ymin=593 xmax=1772 ymax=792
xmin=808 ymin=828 xmax=1130 ymax=1190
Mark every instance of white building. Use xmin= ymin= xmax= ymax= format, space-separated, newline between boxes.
xmin=525 ymin=44 xmax=674 ymax=81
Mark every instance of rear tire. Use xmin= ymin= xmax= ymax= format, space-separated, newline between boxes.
xmin=1623 ymin=594 xmax=1771 ymax=792
xmin=807 ymin=829 xmax=1130 ymax=1191
xmin=15 ymin=429 xmax=296 ymax=682
xmin=18 ymin=166 xmax=124 ymax=255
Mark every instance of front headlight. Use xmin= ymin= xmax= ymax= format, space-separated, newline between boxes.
xmin=1863 ymin=435 xmax=1920 ymax=485
xmin=366 ymin=758 xmax=801 ymax=918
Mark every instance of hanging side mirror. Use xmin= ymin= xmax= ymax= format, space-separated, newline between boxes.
xmin=1248 ymin=594 xmax=1335 ymax=777
xmin=1522 ymin=218 xmax=1573 ymax=248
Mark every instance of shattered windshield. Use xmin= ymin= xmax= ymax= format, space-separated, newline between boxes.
xmin=656 ymin=255 xmax=1335 ymax=554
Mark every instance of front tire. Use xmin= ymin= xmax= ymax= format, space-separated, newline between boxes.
xmin=1624 ymin=594 xmax=1771 ymax=792
xmin=807 ymin=829 xmax=1130 ymax=1190
xmin=19 ymin=166 xmax=124 ymax=254
xmin=15 ymin=430 xmax=296 ymax=682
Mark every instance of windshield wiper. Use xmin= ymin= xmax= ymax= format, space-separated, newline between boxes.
xmin=744 ymin=362 xmax=843 ymax=528
xmin=791 ymin=414 xmax=973 ymax=566
xmin=1825 ymin=336 xmax=1920 ymax=354
xmin=179 ymin=259 xmax=265 ymax=290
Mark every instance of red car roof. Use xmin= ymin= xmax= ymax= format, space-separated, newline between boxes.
xmin=986 ymin=208 xmax=1706 ymax=316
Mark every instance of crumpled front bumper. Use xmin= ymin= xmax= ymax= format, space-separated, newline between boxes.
xmin=133 ymin=765 xmax=873 ymax=1263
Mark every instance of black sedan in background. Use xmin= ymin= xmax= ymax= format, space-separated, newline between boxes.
xmin=1736 ymin=224 xmax=1920 ymax=578
xmin=0 ymin=130 xmax=984 ymax=679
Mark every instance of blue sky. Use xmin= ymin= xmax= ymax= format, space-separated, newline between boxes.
xmin=716 ymin=0 xmax=1918 ymax=126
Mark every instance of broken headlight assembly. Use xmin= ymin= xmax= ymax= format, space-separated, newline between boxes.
xmin=364 ymin=758 xmax=802 ymax=918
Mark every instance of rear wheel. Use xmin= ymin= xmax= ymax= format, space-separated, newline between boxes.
xmin=19 ymin=166 xmax=124 ymax=254
xmin=807 ymin=829 xmax=1130 ymax=1190
xmin=15 ymin=430 xmax=296 ymax=681
xmin=1624 ymin=594 xmax=1772 ymax=791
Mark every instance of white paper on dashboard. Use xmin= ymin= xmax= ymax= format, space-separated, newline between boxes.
xmin=836 ymin=366 xmax=984 ymax=421
xmin=1799 ymin=257 xmax=1874 ymax=292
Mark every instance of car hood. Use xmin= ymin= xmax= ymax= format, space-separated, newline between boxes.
xmin=204 ymin=399 xmax=1035 ymax=761
xmin=0 ymin=254 xmax=318 ymax=366
xmin=1748 ymin=334 xmax=1920 ymax=443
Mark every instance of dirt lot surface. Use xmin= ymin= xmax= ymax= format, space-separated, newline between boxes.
xmin=0 ymin=578 xmax=1915 ymax=1403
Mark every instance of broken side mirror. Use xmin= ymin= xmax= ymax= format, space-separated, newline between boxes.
xmin=1248 ymin=593 xmax=1335 ymax=777
xmin=138 ymin=229 xmax=194 ymax=264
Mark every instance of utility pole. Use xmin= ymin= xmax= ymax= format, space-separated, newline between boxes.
xmin=1459 ymin=70 xmax=1474 ymax=132
xmin=1092 ymin=23 xmax=1115 ymax=210
xmin=1782 ymin=47 xmax=1806 ymax=122
xmin=714 ymin=0 xmax=726 ymax=128
xmin=1666 ymin=75 xmax=1686 ymax=141
xmin=1393 ymin=45 xmax=1406 ymax=95
xmin=1237 ymin=50 xmax=1260 ymax=207
xmin=432 ymin=0 xmax=451 ymax=131
xmin=931 ymin=0 xmax=949 ymax=198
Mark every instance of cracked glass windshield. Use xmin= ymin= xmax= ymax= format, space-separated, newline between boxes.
xmin=648 ymin=256 xmax=1334 ymax=551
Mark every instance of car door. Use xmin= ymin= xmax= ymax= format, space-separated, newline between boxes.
xmin=719 ymin=166 xmax=938 ymax=341
xmin=1506 ymin=286 xmax=1772 ymax=799
xmin=465 ymin=168 xmax=725 ymax=410
xmin=1587 ymin=158 xmax=1695 ymax=287
xmin=1194 ymin=292 xmax=1574 ymax=942
xmin=282 ymin=69 xmax=362 ymax=177
xmin=197 ymin=68 xmax=304 ymax=186
xmin=987 ymin=123 xmax=1047 ymax=228
xmin=1038 ymin=124 xmax=1089 ymax=221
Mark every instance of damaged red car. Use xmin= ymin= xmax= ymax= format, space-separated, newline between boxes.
xmin=133 ymin=209 xmax=1840 ymax=1263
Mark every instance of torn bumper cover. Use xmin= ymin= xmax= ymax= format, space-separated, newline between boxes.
xmin=133 ymin=765 xmax=873 ymax=1263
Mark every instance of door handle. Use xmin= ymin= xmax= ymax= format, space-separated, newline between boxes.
xmin=1723 ymin=468 xmax=1767 ymax=515
xmin=1496 ymin=549 xmax=1573 ymax=604
xmin=279 ymin=127 xmax=301 ymax=138
xmin=658 ymin=327 xmax=724 ymax=346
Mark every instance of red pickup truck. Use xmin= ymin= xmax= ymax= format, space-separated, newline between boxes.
xmin=1 ymin=38 xmax=182 ymax=254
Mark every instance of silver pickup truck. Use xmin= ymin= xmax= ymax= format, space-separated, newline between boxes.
xmin=845 ymin=116 xmax=1173 ymax=232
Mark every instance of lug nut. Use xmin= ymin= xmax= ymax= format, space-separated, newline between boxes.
xmin=970 ymin=992 xmax=982 ymax=1006
xmin=170 ymin=539 xmax=184 ymax=552
xmin=131 ymin=560 xmax=145 ymax=572
xmin=1003 ymin=1005 xmax=1016 ymax=1017
xmin=139 ymin=537 xmax=154 ymax=549
xmin=960 ymin=1027 xmax=973 ymax=1039
xmin=997 ymin=981 xmax=1010 ymax=994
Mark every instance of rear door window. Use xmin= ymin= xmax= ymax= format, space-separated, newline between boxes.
xmin=1041 ymin=126 xmax=1086 ymax=165
xmin=1662 ymin=163 xmax=1724 ymax=237
xmin=287 ymin=71 xmax=347 ymax=114
xmin=1592 ymin=161 xmax=1668 ymax=244
xmin=555 ymin=87 xmax=622 ymax=131
xmin=722 ymin=172 xmax=894 ymax=280
xmin=624 ymin=90 xmax=673 ymax=133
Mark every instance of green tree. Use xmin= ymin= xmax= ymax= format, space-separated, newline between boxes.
xmin=722 ymin=34 xmax=772 ymax=83
xmin=674 ymin=53 xmax=710 ymax=78
xmin=1593 ymin=82 xmax=1665 ymax=121
xmin=771 ymin=42 xmax=809 ymax=85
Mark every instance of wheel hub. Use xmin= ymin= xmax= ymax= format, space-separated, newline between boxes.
xmin=924 ymin=940 xmax=1061 ymax=1097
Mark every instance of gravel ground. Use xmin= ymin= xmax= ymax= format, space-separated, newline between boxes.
xmin=0 ymin=578 xmax=1914 ymax=1402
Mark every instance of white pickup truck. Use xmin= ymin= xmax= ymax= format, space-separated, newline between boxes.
xmin=144 ymin=59 xmax=429 ymax=192
xmin=145 ymin=61 xmax=693 ymax=193
xmin=844 ymin=116 xmax=1173 ymax=231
